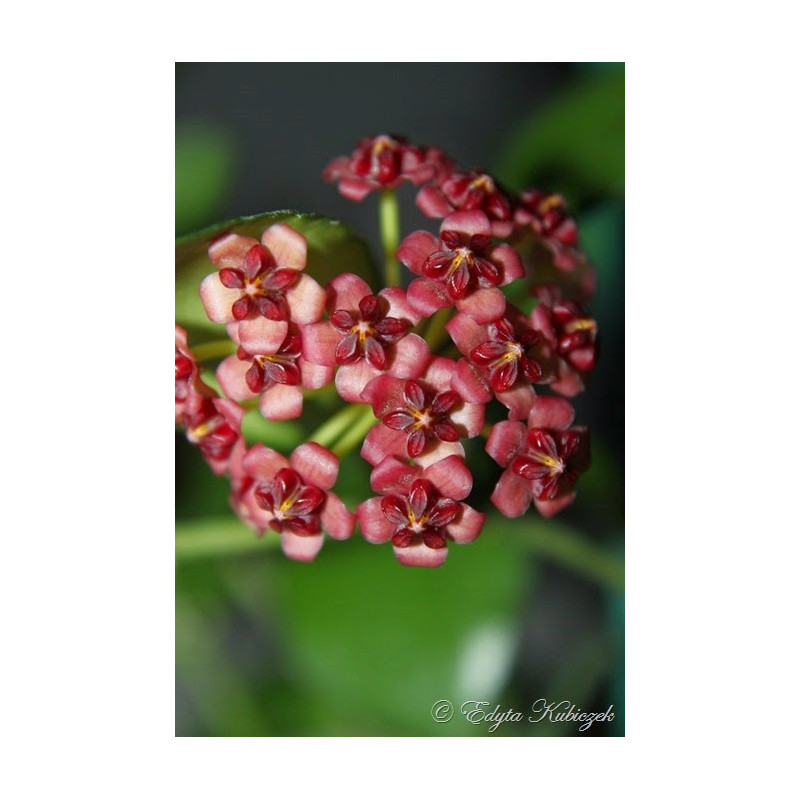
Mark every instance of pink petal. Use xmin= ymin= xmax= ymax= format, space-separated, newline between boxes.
xmin=370 ymin=456 xmax=421 ymax=495
xmin=534 ymin=492 xmax=577 ymax=518
xmin=490 ymin=220 xmax=514 ymax=238
xmin=496 ymin=384 xmax=537 ymax=421
xmin=290 ymin=442 xmax=339 ymax=490
xmin=414 ymin=439 xmax=465 ymax=469
xmin=281 ymin=531 xmax=324 ymax=562
xmin=491 ymin=242 xmax=524 ymax=284
xmin=452 ymin=359 xmax=492 ymax=404
xmin=259 ymin=383 xmax=303 ymax=421
xmin=338 ymin=178 xmax=374 ymax=202
xmin=387 ymin=333 xmax=431 ymax=379
xmin=199 ymin=273 xmax=240 ymax=323
xmin=485 ymin=420 xmax=527 ymax=467
xmin=447 ymin=505 xmax=486 ymax=544
xmin=243 ymin=444 xmax=289 ymax=482
xmin=320 ymin=494 xmax=356 ymax=540
xmin=550 ymin=364 xmax=585 ymax=398
xmin=216 ymin=356 xmax=256 ymax=402
xmin=301 ymin=321 xmax=340 ymax=367
xmin=237 ymin=317 xmax=289 ymax=354
xmin=393 ymin=541 xmax=448 ymax=568
xmin=214 ymin=398 xmax=244 ymax=429
xmin=422 ymin=455 xmax=473 ymax=501
xmin=322 ymin=156 xmax=350 ymax=182
xmin=361 ymin=374 xmax=405 ymax=418
xmin=441 ymin=210 xmax=491 ymax=239
xmin=530 ymin=304 xmax=557 ymax=343
xmin=407 ymin=277 xmax=452 ymax=318
xmin=490 ymin=469 xmax=534 ymax=518
xmin=378 ymin=287 xmax=422 ymax=325
xmin=300 ymin=359 xmax=334 ymax=390
xmin=396 ymin=230 xmax=439 ymax=276
xmin=528 ymin=396 xmax=575 ymax=430
xmin=357 ymin=497 xmax=397 ymax=544
xmin=415 ymin=186 xmax=453 ymax=219
xmin=285 ymin=274 xmax=326 ymax=324
xmin=335 ymin=361 xmax=382 ymax=403
xmin=208 ymin=232 xmax=259 ymax=269
xmin=326 ymin=273 xmax=373 ymax=314
xmin=445 ymin=313 xmax=486 ymax=355
xmin=361 ymin=425 xmax=408 ymax=467
xmin=260 ymin=224 xmax=307 ymax=270
xmin=450 ymin=400 xmax=485 ymax=437
xmin=455 ymin=288 xmax=506 ymax=324
xmin=422 ymin=356 xmax=456 ymax=393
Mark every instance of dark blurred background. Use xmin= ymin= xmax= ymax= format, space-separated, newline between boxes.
xmin=176 ymin=62 xmax=624 ymax=736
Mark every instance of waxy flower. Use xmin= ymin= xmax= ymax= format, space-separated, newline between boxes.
xmin=323 ymin=134 xmax=438 ymax=201
xmin=183 ymin=392 xmax=245 ymax=476
xmin=199 ymin=224 xmax=326 ymax=347
xmin=530 ymin=301 xmax=598 ymax=397
xmin=361 ymin=357 xmax=485 ymax=468
xmin=486 ymin=396 xmax=589 ymax=518
xmin=216 ymin=327 xmax=333 ymax=421
xmin=416 ymin=169 xmax=514 ymax=237
xmin=357 ymin=454 xmax=485 ymax=567
xmin=176 ymin=325 xmax=203 ymax=425
xmin=514 ymin=189 xmax=583 ymax=271
xmin=397 ymin=210 xmax=523 ymax=324
xmin=236 ymin=443 xmax=355 ymax=562
xmin=302 ymin=273 xmax=429 ymax=402
xmin=447 ymin=308 xmax=546 ymax=421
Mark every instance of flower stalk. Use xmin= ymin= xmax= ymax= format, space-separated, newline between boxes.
xmin=379 ymin=189 xmax=401 ymax=287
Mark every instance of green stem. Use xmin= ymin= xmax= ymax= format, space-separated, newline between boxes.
xmin=423 ymin=307 xmax=453 ymax=354
xmin=175 ymin=518 xmax=280 ymax=561
xmin=308 ymin=402 xmax=365 ymax=449
xmin=379 ymin=189 xmax=401 ymax=287
xmin=191 ymin=339 xmax=237 ymax=361
xmin=331 ymin=404 xmax=378 ymax=459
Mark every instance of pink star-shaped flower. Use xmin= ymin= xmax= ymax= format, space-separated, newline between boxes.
xmin=356 ymin=454 xmax=485 ymax=567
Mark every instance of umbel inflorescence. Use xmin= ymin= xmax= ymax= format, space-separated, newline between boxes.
xmin=176 ymin=133 xmax=597 ymax=567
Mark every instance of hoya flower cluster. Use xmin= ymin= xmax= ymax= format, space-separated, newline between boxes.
xmin=176 ymin=133 xmax=597 ymax=567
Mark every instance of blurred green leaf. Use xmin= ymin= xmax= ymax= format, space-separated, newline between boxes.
xmin=176 ymin=212 xmax=378 ymax=345
xmin=223 ymin=533 xmax=531 ymax=735
xmin=495 ymin=70 xmax=624 ymax=201
xmin=175 ymin=124 xmax=235 ymax=236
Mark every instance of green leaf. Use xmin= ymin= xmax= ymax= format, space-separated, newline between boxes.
xmin=494 ymin=69 xmax=624 ymax=202
xmin=176 ymin=211 xmax=378 ymax=345
xmin=175 ymin=124 xmax=235 ymax=236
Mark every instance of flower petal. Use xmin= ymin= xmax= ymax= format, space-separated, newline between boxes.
xmin=335 ymin=361 xmax=382 ymax=403
xmin=326 ymin=273 xmax=373 ymax=314
xmin=285 ymin=274 xmax=326 ymax=324
xmin=387 ymin=333 xmax=431 ymax=379
xmin=378 ymin=286 xmax=422 ymax=325
xmin=360 ymin=424 xmax=407 ymax=467
xmin=422 ymin=455 xmax=473 ymax=501
xmin=361 ymin=374 xmax=405 ymax=417
xmin=491 ymin=242 xmax=524 ymax=284
xmin=300 ymin=359 xmax=334 ymax=390
xmin=490 ymin=469 xmax=534 ymax=518
xmin=199 ymin=273 xmax=240 ymax=323
xmin=447 ymin=505 xmax=486 ymax=543
xmin=216 ymin=355 xmax=257 ymax=402
xmin=485 ymin=420 xmax=528 ymax=467
xmin=449 ymin=400 xmax=485 ymax=437
xmin=290 ymin=442 xmax=338 ymax=490
xmin=396 ymin=230 xmax=439 ymax=275
xmin=441 ymin=210 xmax=491 ymax=239
xmin=370 ymin=456 xmax=421 ymax=495
xmin=237 ymin=317 xmax=289 ymax=354
xmin=455 ymin=287 xmax=506 ymax=324
xmin=260 ymin=224 xmax=307 ymax=269
xmin=415 ymin=186 xmax=453 ymax=219
xmin=357 ymin=497 xmax=397 ymax=544
xmin=281 ymin=531 xmax=324 ymax=562
xmin=301 ymin=321 xmax=340 ymax=367
xmin=320 ymin=494 xmax=356 ymax=540
xmin=242 ymin=444 xmax=289 ymax=482
xmin=496 ymin=384 xmax=537 ymax=422
xmin=208 ymin=232 xmax=259 ymax=269
xmin=259 ymin=383 xmax=303 ymax=421
xmin=452 ymin=359 xmax=492 ymax=404
xmin=534 ymin=492 xmax=577 ymax=518
xmin=393 ymin=541 xmax=448 ymax=568
xmin=528 ymin=396 xmax=575 ymax=430
xmin=445 ymin=312 xmax=486 ymax=356
xmin=407 ymin=277 xmax=452 ymax=318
